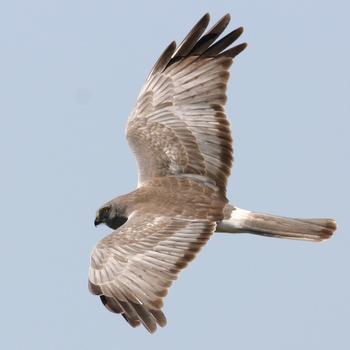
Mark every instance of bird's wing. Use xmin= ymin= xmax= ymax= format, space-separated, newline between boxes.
xmin=89 ymin=212 xmax=216 ymax=333
xmin=126 ymin=13 xmax=247 ymax=193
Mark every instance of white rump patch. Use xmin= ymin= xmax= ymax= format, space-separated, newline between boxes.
xmin=216 ymin=207 xmax=251 ymax=232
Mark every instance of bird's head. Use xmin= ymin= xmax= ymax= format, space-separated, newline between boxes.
xmin=94 ymin=202 xmax=128 ymax=230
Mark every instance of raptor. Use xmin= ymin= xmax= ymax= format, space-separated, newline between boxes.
xmin=90 ymin=13 xmax=336 ymax=333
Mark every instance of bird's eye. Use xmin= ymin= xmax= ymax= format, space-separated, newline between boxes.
xmin=101 ymin=206 xmax=110 ymax=217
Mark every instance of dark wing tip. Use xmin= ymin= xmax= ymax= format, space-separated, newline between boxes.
xmin=201 ymin=26 xmax=245 ymax=57
xmin=122 ymin=313 xmax=142 ymax=328
xmin=147 ymin=13 xmax=247 ymax=78
xmin=201 ymin=12 xmax=211 ymax=22
xmin=170 ymin=13 xmax=210 ymax=63
xmin=222 ymin=13 xmax=231 ymax=22
xmin=148 ymin=41 xmax=177 ymax=78
xmin=219 ymin=42 xmax=248 ymax=58
xmin=100 ymin=295 xmax=124 ymax=314
xmin=189 ymin=13 xmax=231 ymax=56
xmin=98 ymin=292 xmax=166 ymax=332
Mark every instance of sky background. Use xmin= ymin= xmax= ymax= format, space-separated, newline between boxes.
xmin=1 ymin=1 xmax=349 ymax=349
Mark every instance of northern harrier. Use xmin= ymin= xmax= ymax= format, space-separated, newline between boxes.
xmin=90 ymin=13 xmax=336 ymax=332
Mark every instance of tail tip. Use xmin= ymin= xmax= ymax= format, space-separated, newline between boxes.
xmin=318 ymin=219 xmax=337 ymax=241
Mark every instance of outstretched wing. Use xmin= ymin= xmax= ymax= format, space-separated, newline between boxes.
xmin=127 ymin=13 xmax=247 ymax=193
xmin=89 ymin=213 xmax=216 ymax=333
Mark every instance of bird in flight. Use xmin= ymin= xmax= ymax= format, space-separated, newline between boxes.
xmin=90 ymin=13 xmax=337 ymax=333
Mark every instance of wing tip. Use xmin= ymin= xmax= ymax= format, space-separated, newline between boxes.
xmin=220 ymin=42 xmax=248 ymax=58
xmin=201 ymin=12 xmax=210 ymax=22
xmin=222 ymin=13 xmax=231 ymax=22
xmin=147 ymin=12 xmax=247 ymax=77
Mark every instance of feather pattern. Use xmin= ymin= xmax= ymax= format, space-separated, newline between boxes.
xmin=90 ymin=13 xmax=246 ymax=333
xmin=90 ymin=176 xmax=227 ymax=332
xmin=89 ymin=12 xmax=337 ymax=334
xmin=127 ymin=13 xmax=246 ymax=192
xmin=90 ymin=213 xmax=217 ymax=333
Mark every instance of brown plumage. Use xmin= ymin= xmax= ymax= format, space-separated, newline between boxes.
xmin=90 ymin=13 xmax=336 ymax=333
xmin=127 ymin=13 xmax=246 ymax=193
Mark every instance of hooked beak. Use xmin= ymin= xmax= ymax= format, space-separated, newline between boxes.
xmin=94 ymin=216 xmax=102 ymax=227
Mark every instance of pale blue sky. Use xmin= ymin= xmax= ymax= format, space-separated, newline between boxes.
xmin=1 ymin=1 xmax=349 ymax=349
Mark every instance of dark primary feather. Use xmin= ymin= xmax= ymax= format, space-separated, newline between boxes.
xmin=149 ymin=12 xmax=246 ymax=78
xmin=190 ymin=13 xmax=231 ymax=55
xmin=171 ymin=13 xmax=210 ymax=60
xmin=90 ymin=11 xmax=337 ymax=334
xmin=147 ymin=41 xmax=176 ymax=80
xmin=127 ymin=13 xmax=247 ymax=192
xmin=219 ymin=43 xmax=248 ymax=58
xmin=90 ymin=13 xmax=247 ymax=333
xmin=201 ymin=26 xmax=244 ymax=57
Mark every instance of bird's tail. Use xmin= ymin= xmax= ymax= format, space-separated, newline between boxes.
xmin=216 ymin=206 xmax=337 ymax=242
